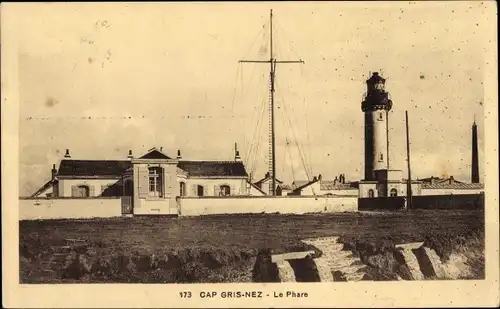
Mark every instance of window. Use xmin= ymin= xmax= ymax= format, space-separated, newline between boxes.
xmin=180 ymin=182 xmax=186 ymax=196
xmin=77 ymin=185 xmax=89 ymax=197
xmin=390 ymin=188 xmax=398 ymax=197
xmin=148 ymin=167 xmax=163 ymax=197
xmin=368 ymin=189 xmax=375 ymax=198
xmin=197 ymin=185 xmax=204 ymax=197
xmin=220 ymin=185 xmax=230 ymax=196
xmin=378 ymin=153 xmax=384 ymax=162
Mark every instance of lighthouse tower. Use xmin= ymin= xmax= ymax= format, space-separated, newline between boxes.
xmin=361 ymin=72 xmax=393 ymax=181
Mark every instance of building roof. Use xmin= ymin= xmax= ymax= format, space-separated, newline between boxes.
xmin=418 ymin=176 xmax=464 ymax=184
xmin=293 ymin=178 xmax=320 ymax=192
xmin=30 ymin=179 xmax=57 ymax=197
xmin=177 ymin=161 xmax=247 ymax=177
xmin=57 ymin=160 xmax=132 ymax=178
xmin=139 ymin=148 xmax=172 ymax=159
xmin=248 ymin=180 xmax=267 ymax=195
xmin=320 ymin=181 xmax=358 ymax=190
xmin=278 ymin=184 xmax=293 ymax=190
xmin=291 ymin=180 xmax=309 ymax=189
xmin=421 ymin=182 xmax=484 ymax=190
xmin=57 ymin=159 xmax=247 ymax=178
xmin=254 ymin=173 xmax=283 ymax=186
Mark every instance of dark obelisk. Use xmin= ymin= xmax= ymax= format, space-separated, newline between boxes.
xmin=471 ymin=118 xmax=479 ymax=183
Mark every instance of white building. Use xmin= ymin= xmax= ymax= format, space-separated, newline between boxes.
xmin=30 ymin=147 xmax=266 ymax=214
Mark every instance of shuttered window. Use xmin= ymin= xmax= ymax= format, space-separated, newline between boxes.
xmin=220 ymin=185 xmax=231 ymax=196
xmin=179 ymin=182 xmax=186 ymax=196
xmin=148 ymin=167 xmax=163 ymax=197
xmin=71 ymin=185 xmax=91 ymax=197
xmin=197 ymin=185 xmax=204 ymax=197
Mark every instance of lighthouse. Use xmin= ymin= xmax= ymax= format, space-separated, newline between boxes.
xmin=361 ymin=72 xmax=393 ymax=181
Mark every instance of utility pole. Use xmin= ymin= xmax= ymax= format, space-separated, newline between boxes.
xmin=471 ymin=115 xmax=479 ymax=183
xmin=405 ymin=111 xmax=412 ymax=209
xmin=239 ymin=9 xmax=304 ymax=196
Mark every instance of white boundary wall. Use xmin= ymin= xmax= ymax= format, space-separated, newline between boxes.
xmin=178 ymin=196 xmax=358 ymax=216
xmin=19 ymin=198 xmax=122 ymax=220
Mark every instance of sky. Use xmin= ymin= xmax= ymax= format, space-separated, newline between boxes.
xmin=12 ymin=2 xmax=488 ymax=195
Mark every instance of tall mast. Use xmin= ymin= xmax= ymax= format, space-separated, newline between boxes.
xmin=239 ymin=9 xmax=304 ymax=196
xmin=269 ymin=9 xmax=276 ymax=196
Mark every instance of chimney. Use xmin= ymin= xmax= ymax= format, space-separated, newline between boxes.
xmin=313 ymin=176 xmax=317 ymax=181
xmin=334 ymin=176 xmax=338 ymax=185
xmin=430 ymin=176 xmax=436 ymax=185
xmin=160 ymin=147 xmax=163 ymax=152
xmin=265 ymin=171 xmax=270 ymax=178
xmin=127 ymin=149 xmax=134 ymax=159
xmin=234 ymin=143 xmax=241 ymax=162
xmin=471 ymin=119 xmax=479 ymax=183
xmin=177 ymin=149 xmax=182 ymax=160
xmin=449 ymin=176 xmax=454 ymax=185
xmin=318 ymin=174 xmax=322 ymax=181
xmin=51 ymin=164 xmax=57 ymax=180
xmin=64 ymin=149 xmax=71 ymax=158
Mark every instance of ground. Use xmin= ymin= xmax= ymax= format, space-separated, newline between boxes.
xmin=19 ymin=209 xmax=484 ymax=283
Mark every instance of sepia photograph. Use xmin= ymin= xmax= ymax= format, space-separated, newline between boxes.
xmin=2 ymin=1 xmax=498 ymax=308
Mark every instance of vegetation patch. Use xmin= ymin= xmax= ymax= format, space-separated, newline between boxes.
xmin=20 ymin=210 xmax=484 ymax=283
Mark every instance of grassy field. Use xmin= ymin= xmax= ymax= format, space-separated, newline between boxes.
xmin=19 ymin=209 xmax=484 ymax=283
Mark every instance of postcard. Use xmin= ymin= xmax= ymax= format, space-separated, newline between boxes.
xmin=2 ymin=2 xmax=498 ymax=308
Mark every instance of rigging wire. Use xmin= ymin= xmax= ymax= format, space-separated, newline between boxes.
xmin=250 ymin=97 xmax=268 ymax=177
xmin=241 ymin=20 xmax=268 ymax=61
xmin=230 ymin=63 xmax=243 ymax=159
xmin=304 ymin=96 xmax=313 ymax=176
xmin=247 ymin=82 xmax=268 ymax=177
xmin=244 ymin=71 xmax=266 ymax=163
xmin=277 ymin=99 xmax=287 ymax=180
xmin=278 ymin=98 xmax=297 ymax=183
xmin=273 ymin=16 xmax=303 ymax=61
xmin=276 ymin=78 xmax=312 ymax=182
xmin=272 ymin=21 xmax=312 ymax=180
xmin=243 ymin=71 xmax=266 ymax=163
xmin=277 ymin=75 xmax=314 ymax=177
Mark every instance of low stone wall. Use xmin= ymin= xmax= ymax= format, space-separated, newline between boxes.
xmin=358 ymin=197 xmax=406 ymax=211
xmin=412 ymin=194 xmax=484 ymax=210
xmin=177 ymin=196 xmax=358 ymax=216
xmin=19 ymin=197 xmax=122 ymax=220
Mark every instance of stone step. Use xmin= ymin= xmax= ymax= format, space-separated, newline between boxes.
xmin=313 ymin=259 xmax=335 ymax=282
xmin=276 ymin=260 xmax=296 ymax=283
xmin=330 ymin=264 xmax=366 ymax=276
xmin=328 ymin=251 xmax=353 ymax=259
xmin=302 ymin=236 xmax=340 ymax=243
xmin=345 ymin=272 xmax=366 ymax=282
xmin=271 ymin=250 xmax=316 ymax=263
xmin=327 ymin=258 xmax=360 ymax=269
xmin=304 ymin=241 xmax=344 ymax=251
